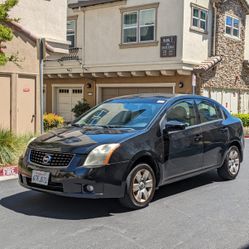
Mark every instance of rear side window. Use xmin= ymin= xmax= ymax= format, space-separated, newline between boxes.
xmin=197 ymin=101 xmax=223 ymax=123
xmin=166 ymin=100 xmax=197 ymax=127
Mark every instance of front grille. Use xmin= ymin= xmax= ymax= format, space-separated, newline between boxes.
xmin=29 ymin=150 xmax=74 ymax=167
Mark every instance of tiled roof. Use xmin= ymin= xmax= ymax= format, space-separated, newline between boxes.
xmin=69 ymin=0 xmax=123 ymax=9
xmin=193 ymin=56 xmax=222 ymax=73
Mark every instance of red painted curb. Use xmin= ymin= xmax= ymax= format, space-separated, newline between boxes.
xmin=0 ymin=166 xmax=18 ymax=177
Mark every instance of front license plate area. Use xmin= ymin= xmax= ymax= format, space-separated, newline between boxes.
xmin=31 ymin=170 xmax=50 ymax=186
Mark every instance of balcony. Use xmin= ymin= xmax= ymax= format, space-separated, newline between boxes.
xmin=58 ymin=47 xmax=82 ymax=61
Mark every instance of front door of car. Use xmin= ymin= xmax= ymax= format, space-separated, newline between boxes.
xmin=195 ymin=99 xmax=229 ymax=168
xmin=162 ymin=100 xmax=204 ymax=180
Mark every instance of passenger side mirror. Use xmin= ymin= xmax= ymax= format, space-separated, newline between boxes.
xmin=164 ymin=120 xmax=187 ymax=133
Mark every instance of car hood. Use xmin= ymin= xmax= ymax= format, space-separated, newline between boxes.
xmin=29 ymin=126 xmax=141 ymax=154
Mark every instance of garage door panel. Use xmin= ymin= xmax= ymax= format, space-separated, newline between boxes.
xmin=0 ymin=76 xmax=11 ymax=130
xmin=119 ymin=88 xmax=138 ymax=95
xmin=56 ymin=87 xmax=83 ymax=122
xmin=102 ymin=88 xmax=118 ymax=100
xmin=101 ymin=85 xmax=174 ymax=102
xmin=137 ymin=88 xmax=153 ymax=93
xmin=156 ymin=87 xmax=173 ymax=94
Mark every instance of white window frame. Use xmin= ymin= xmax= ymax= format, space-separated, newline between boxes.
xmin=122 ymin=11 xmax=139 ymax=44
xmin=67 ymin=19 xmax=77 ymax=48
xmin=122 ymin=8 xmax=156 ymax=44
xmin=225 ymin=15 xmax=240 ymax=39
xmin=191 ymin=5 xmax=208 ymax=33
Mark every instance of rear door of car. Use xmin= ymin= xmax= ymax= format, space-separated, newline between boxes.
xmin=195 ymin=99 xmax=229 ymax=168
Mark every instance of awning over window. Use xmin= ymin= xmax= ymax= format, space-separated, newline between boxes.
xmin=193 ymin=56 xmax=222 ymax=74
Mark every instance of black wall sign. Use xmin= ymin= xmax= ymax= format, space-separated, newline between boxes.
xmin=160 ymin=36 xmax=177 ymax=57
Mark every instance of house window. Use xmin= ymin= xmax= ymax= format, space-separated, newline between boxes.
xmin=191 ymin=6 xmax=208 ymax=32
xmin=122 ymin=8 xmax=156 ymax=44
xmin=67 ymin=20 xmax=76 ymax=48
xmin=225 ymin=16 xmax=240 ymax=38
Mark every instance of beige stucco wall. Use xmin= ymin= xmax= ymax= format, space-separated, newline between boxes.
xmin=1 ymin=32 xmax=39 ymax=74
xmin=182 ymin=0 xmax=211 ymax=65
xmin=5 ymin=0 xmax=68 ymax=43
xmin=81 ymin=0 xmax=185 ymax=72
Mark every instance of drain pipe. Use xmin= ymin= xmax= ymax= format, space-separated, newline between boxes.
xmin=212 ymin=1 xmax=217 ymax=56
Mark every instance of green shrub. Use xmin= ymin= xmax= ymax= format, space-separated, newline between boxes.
xmin=234 ymin=114 xmax=249 ymax=127
xmin=72 ymin=99 xmax=90 ymax=118
xmin=43 ymin=113 xmax=64 ymax=131
xmin=0 ymin=129 xmax=33 ymax=166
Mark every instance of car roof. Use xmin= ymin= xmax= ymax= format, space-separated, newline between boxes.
xmin=106 ymin=93 xmax=217 ymax=103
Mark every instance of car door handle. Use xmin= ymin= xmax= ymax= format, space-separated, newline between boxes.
xmin=220 ymin=127 xmax=228 ymax=133
xmin=194 ymin=134 xmax=203 ymax=142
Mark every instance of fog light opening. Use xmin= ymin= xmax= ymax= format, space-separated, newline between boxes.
xmin=85 ymin=185 xmax=94 ymax=193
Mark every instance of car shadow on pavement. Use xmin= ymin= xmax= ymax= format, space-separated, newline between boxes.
xmin=0 ymin=170 xmax=222 ymax=220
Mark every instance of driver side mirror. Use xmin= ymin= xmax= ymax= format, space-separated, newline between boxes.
xmin=164 ymin=120 xmax=187 ymax=133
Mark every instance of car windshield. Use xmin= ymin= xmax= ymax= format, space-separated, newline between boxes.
xmin=74 ymin=98 xmax=167 ymax=129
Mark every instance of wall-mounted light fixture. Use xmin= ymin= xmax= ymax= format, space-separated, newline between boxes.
xmin=86 ymin=83 xmax=92 ymax=89
xmin=178 ymin=82 xmax=184 ymax=88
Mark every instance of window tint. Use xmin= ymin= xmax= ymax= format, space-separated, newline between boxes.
xmin=197 ymin=101 xmax=222 ymax=123
xmin=166 ymin=101 xmax=196 ymax=127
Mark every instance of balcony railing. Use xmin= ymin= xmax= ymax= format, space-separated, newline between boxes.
xmin=59 ymin=47 xmax=82 ymax=61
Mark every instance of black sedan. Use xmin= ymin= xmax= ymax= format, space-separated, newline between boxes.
xmin=18 ymin=94 xmax=244 ymax=209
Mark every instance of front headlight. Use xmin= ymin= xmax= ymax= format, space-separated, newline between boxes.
xmin=22 ymin=137 xmax=37 ymax=157
xmin=83 ymin=143 xmax=120 ymax=168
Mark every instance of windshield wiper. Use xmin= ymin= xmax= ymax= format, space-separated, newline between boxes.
xmin=71 ymin=123 xmax=83 ymax=127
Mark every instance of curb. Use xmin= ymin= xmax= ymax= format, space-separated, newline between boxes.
xmin=0 ymin=166 xmax=18 ymax=181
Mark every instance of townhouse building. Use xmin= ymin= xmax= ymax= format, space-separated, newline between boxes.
xmin=44 ymin=0 xmax=249 ymax=122
xmin=0 ymin=0 xmax=68 ymax=134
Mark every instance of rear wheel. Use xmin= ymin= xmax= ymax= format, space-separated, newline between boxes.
xmin=119 ymin=163 xmax=156 ymax=209
xmin=217 ymin=146 xmax=241 ymax=180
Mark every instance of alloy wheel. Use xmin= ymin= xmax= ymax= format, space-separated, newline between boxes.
xmin=132 ymin=168 xmax=154 ymax=203
xmin=228 ymin=149 xmax=240 ymax=175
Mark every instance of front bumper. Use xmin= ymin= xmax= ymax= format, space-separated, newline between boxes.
xmin=18 ymin=157 xmax=128 ymax=199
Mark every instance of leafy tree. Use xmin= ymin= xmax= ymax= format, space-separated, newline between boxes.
xmin=0 ymin=0 xmax=19 ymax=66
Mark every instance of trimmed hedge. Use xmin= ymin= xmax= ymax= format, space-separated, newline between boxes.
xmin=43 ymin=113 xmax=64 ymax=131
xmin=234 ymin=114 xmax=249 ymax=127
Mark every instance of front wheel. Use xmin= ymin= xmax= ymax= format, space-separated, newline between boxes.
xmin=119 ymin=163 xmax=156 ymax=209
xmin=217 ymin=146 xmax=241 ymax=180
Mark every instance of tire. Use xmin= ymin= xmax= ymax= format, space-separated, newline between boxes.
xmin=119 ymin=163 xmax=156 ymax=209
xmin=217 ymin=146 xmax=241 ymax=180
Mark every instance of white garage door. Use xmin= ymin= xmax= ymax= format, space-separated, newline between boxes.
xmin=56 ymin=87 xmax=83 ymax=122
xmin=100 ymin=86 xmax=174 ymax=102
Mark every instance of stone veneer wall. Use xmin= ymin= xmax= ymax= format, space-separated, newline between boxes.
xmin=200 ymin=0 xmax=249 ymax=90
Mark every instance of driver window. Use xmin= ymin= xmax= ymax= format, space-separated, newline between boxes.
xmin=166 ymin=101 xmax=196 ymax=127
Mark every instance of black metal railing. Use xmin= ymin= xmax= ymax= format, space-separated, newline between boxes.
xmin=59 ymin=47 xmax=82 ymax=61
